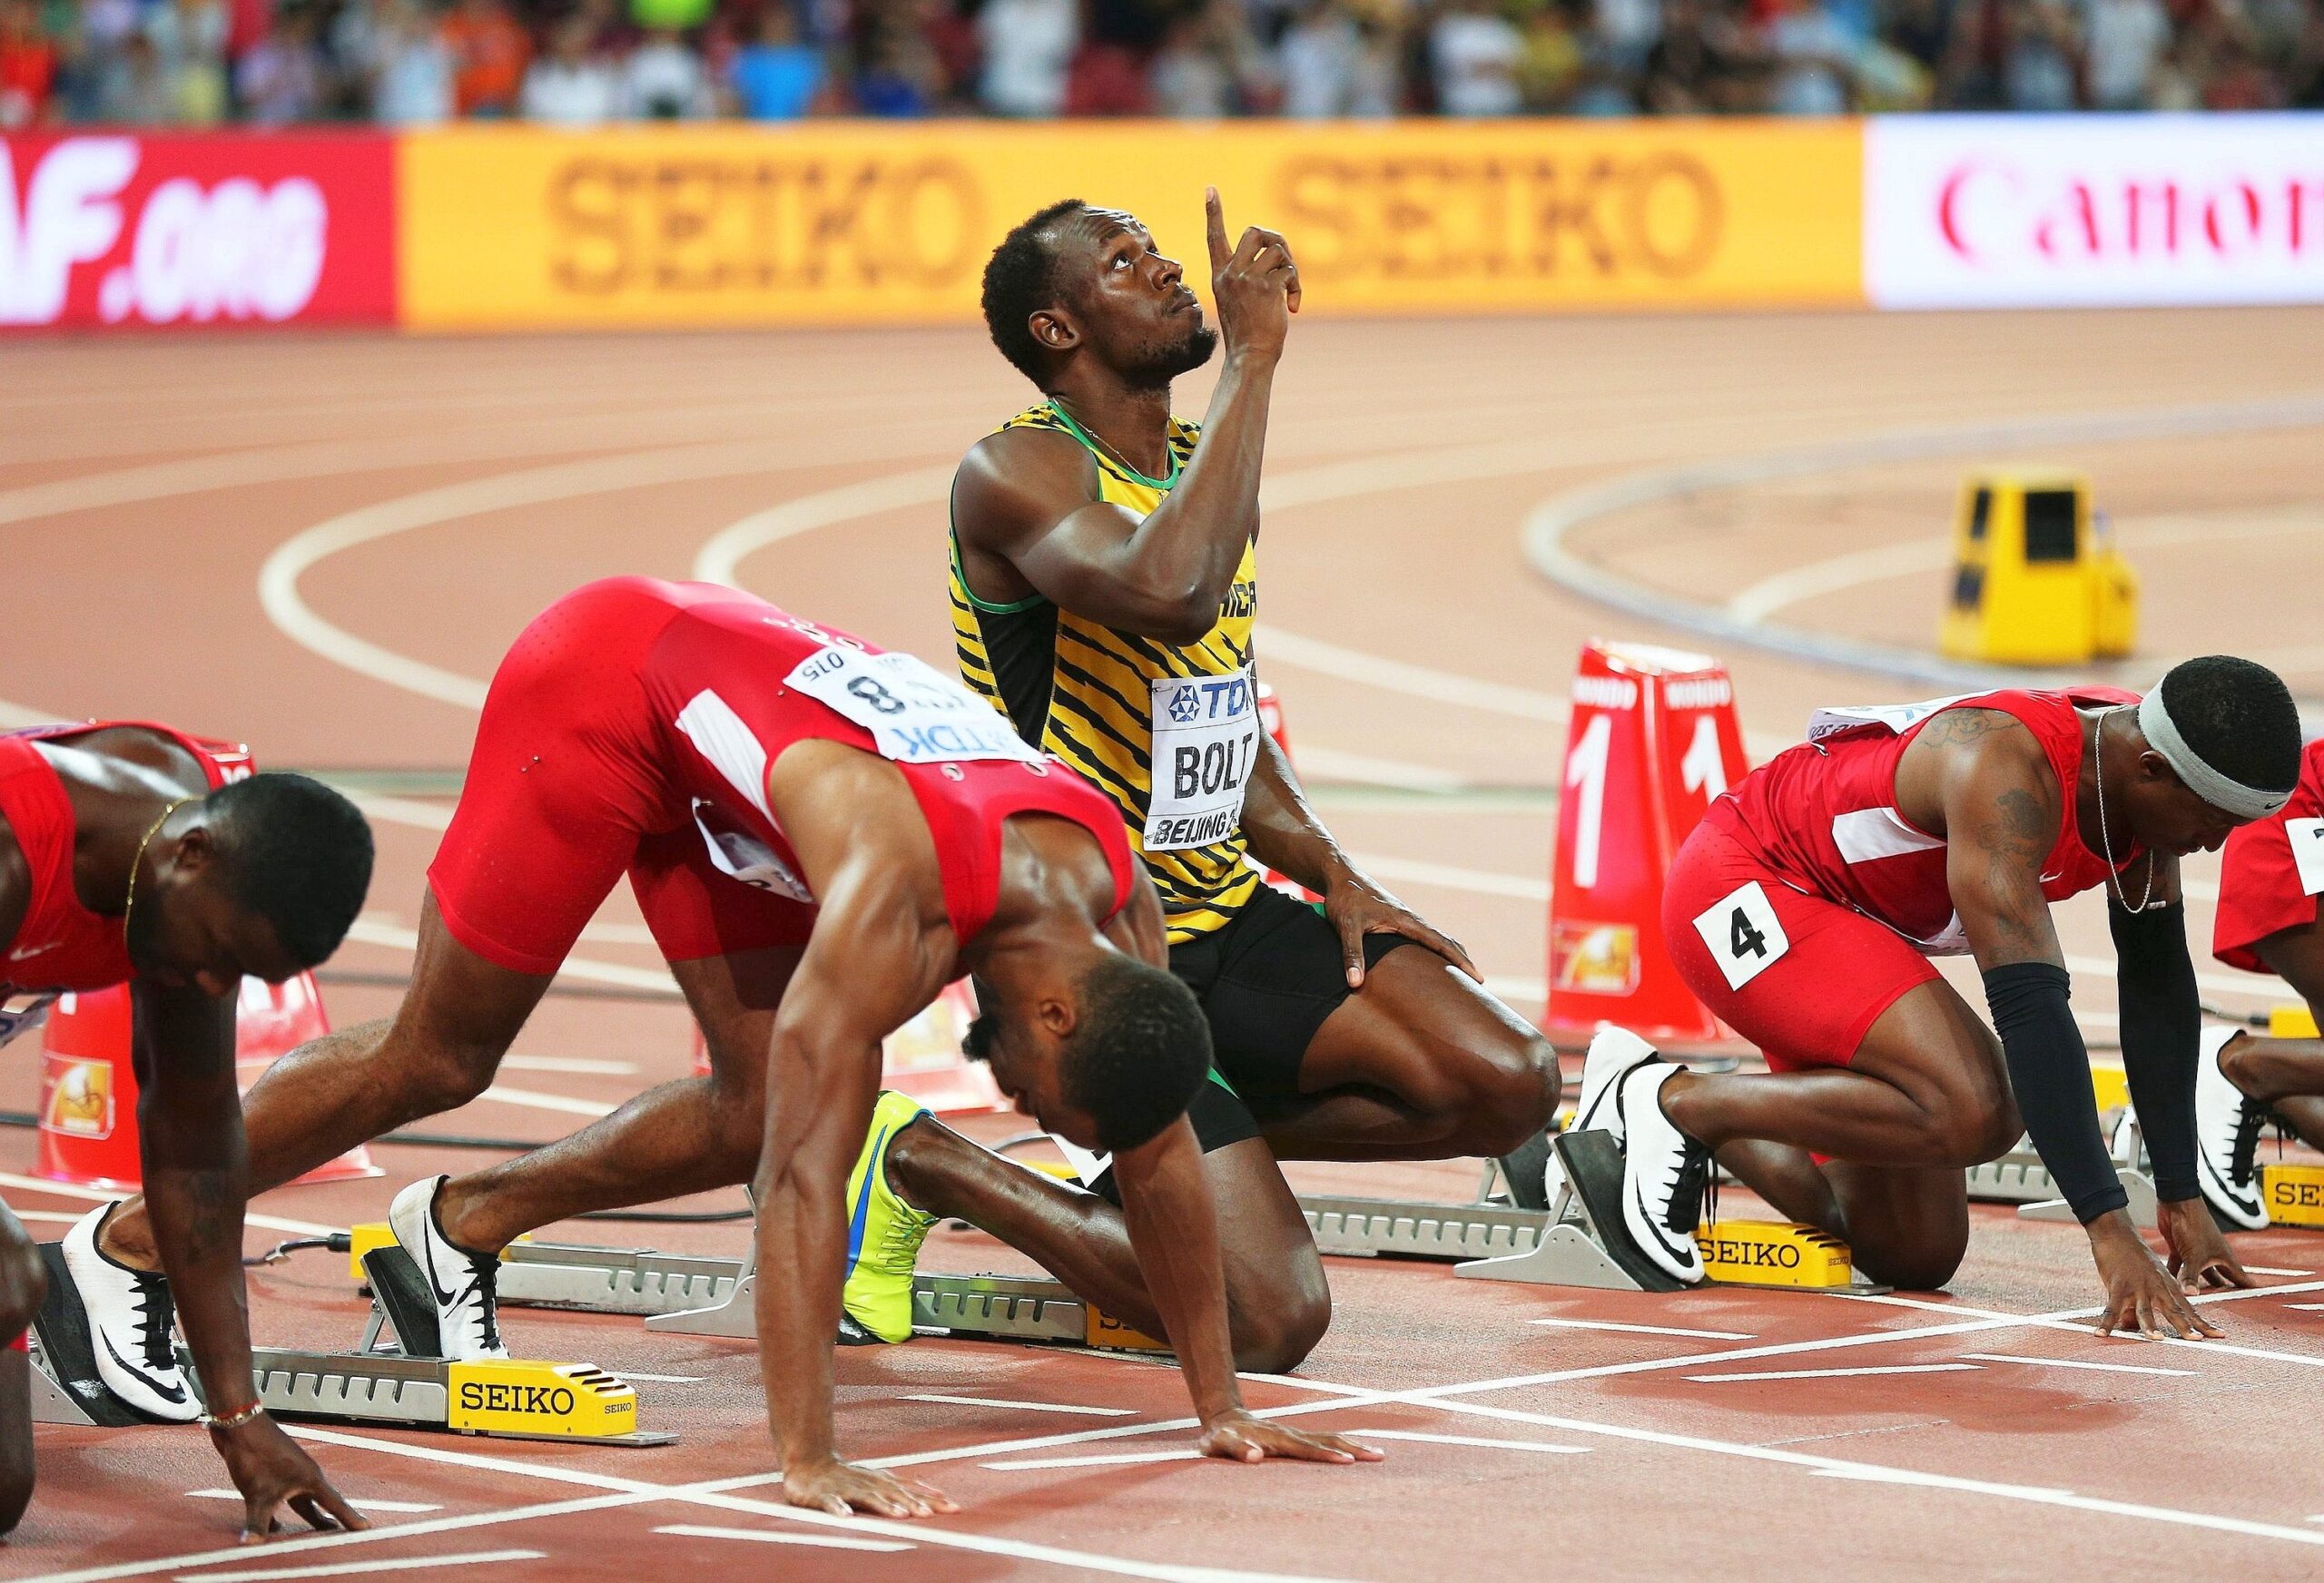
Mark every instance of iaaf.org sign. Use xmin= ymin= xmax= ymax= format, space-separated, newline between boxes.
xmin=1866 ymin=114 xmax=2324 ymax=309
xmin=0 ymin=133 xmax=395 ymax=329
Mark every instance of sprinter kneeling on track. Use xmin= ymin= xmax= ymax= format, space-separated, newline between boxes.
xmin=2 ymin=722 xmax=372 ymax=1539
xmin=2198 ymin=730 xmax=2324 ymax=1225
xmin=1573 ymin=659 xmax=2301 ymax=1336
xmin=99 ymin=578 xmax=1375 ymax=1519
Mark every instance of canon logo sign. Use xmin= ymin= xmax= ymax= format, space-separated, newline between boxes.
xmin=0 ymin=133 xmax=393 ymax=331
xmin=1866 ymin=115 xmax=2324 ymax=310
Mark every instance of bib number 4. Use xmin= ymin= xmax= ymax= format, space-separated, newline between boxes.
xmin=1692 ymin=881 xmax=1790 ymax=992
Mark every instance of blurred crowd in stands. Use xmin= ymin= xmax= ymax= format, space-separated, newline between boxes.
xmin=4 ymin=0 xmax=2321 ymax=129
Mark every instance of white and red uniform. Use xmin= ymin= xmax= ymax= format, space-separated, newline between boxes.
xmin=427 ymin=577 xmax=1137 ymax=977
xmin=2214 ymin=736 xmax=2324 ymax=974
xmin=1663 ymin=688 xmax=2144 ymax=1072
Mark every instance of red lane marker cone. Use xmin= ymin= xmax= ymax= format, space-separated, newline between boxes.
xmin=1545 ymin=642 xmax=1749 ymax=1047
xmin=36 ymin=971 xmax=378 ymax=1191
xmin=1255 ymin=682 xmax=1318 ymax=903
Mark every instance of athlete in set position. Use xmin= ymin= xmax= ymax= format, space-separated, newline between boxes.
xmin=98 ymin=578 xmax=1374 ymax=1519
xmin=1568 ymin=658 xmax=2300 ymax=1335
xmin=2197 ymin=731 xmax=2324 ymax=1226
xmin=946 ymin=191 xmax=1559 ymax=1351
xmin=0 ymin=722 xmax=371 ymax=1540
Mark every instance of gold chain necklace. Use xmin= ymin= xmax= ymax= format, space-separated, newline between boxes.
xmin=121 ymin=797 xmax=192 ymax=942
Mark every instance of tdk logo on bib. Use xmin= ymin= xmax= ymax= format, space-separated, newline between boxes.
xmin=1147 ymin=670 xmax=1260 ymax=852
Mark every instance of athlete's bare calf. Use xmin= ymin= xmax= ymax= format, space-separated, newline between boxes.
xmin=2219 ymin=928 xmax=2324 ymax=1150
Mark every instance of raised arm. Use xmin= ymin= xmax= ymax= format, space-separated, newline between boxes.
xmin=753 ymin=866 xmax=958 ymax=1519
xmin=951 ymin=191 xmax=1298 ymax=643
xmin=132 ymin=981 xmax=363 ymax=1541
xmin=1939 ymin=728 xmax=2219 ymax=1339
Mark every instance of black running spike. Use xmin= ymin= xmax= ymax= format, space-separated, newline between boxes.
xmin=1549 ymin=1131 xmax=1686 ymax=1293
xmin=30 ymin=1242 xmax=174 ymax=1426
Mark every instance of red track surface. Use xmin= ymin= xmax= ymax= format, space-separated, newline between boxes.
xmin=5 ymin=310 xmax=2324 ymax=1582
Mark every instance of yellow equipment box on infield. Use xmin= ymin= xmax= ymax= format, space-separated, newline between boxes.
xmin=1693 ymin=1220 xmax=1855 ymax=1289
xmin=2263 ymin=1163 xmax=2324 ymax=1227
xmin=1939 ymin=470 xmax=2136 ymax=666
xmin=2271 ymin=1005 xmax=2319 ymax=1039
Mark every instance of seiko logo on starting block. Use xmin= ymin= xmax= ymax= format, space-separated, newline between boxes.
xmin=1692 ymin=1220 xmax=1854 ymax=1289
xmin=2263 ymin=1163 xmax=2324 ymax=1227
xmin=445 ymin=1360 xmax=638 ymax=1438
xmin=1085 ymin=1309 xmax=1171 ymax=1353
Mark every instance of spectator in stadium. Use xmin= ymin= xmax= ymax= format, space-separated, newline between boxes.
xmin=1148 ymin=0 xmax=1265 ymax=117
xmin=976 ymin=0 xmax=1077 ymax=115
xmin=854 ymin=0 xmax=948 ymax=113
xmin=1515 ymin=0 xmax=1586 ymax=110
xmin=368 ymin=0 xmax=456 ymax=123
xmin=1431 ymin=0 xmax=1522 ymax=114
xmin=1279 ymin=0 xmax=1369 ymax=116
xmin=2288 ymin=1 xmax=2324 ymax=107
xmin=2001 ymin=0 xmax=2080 ymax=108
xmin=444 ymin=0 xmax=531 ymax=114
xmin=727 ymin=1 xmax=824 ymax=117
xmin=521 ymin=11 xmax=621 ymax=120
xmin=144 ymin=0 xmax=231 ymax=123
xmin=235 ymin=2 xmax=328 ymax=122
xmin=621 ymin=25 xmax=712 ymax=115
xmin=98 ymin=28 xmax=176 ymax=120
xmin=1593 ymin=0 xmax=1660 ymax=73
xmin=0 ymin=0 xmax=55 ymax=126
xmin=1764 ymin=0 xmax=1857 ymax=112
xmin=2082 ymin=0 xmax=2168 ymax=107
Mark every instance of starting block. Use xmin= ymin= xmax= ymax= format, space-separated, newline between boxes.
xmin=341 ymin=1226 xmax=1171 ymax=1355
xmin=2272 ymin=1005 xmax=2319 ymax=1039
xmin=1455 ymin=1131 xmax=1883 ymax=1294
xmin=31 ymin=1242 xmax=670 ymax=1444
xmin=2014 ymin=1111 xmax=2160 ymax=1227
xmin=2263 ymin=1163 xmax=2324 ymax=1227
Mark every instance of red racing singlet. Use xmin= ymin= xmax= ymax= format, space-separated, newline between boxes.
xmin=0 ymin=723 xmax=241 ymax=1040
xmin=1704 ymin=688 xmax=2144 ymax=954
xmin=2214 ymin=735 xmax=2324 ymax=973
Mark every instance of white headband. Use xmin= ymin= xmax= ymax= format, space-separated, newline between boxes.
xmin=2136 ymin=689 xmax=2292 ymax=821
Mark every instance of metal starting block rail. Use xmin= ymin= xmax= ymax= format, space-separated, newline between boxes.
xmin=1971 ymin=1113 xmax=2160 ymax=1227
xmin=31 ymin=1243 xmax=672 ymax=1445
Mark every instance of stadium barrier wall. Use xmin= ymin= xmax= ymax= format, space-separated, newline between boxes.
xmin=7 ymin=115 xmax=2321 ymax=334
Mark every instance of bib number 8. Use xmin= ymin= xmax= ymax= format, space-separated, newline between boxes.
xmin=1691 ymin=880 xmax=1789 ymax=992
xmin=847 ymin=676 xmax=906 ymax=716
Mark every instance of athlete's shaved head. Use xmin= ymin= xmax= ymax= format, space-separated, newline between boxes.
xmin=982 ymin=199 xmax=1218 ymax=391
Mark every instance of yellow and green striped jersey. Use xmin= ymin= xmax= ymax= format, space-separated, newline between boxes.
xmin=950 ymin=400 xmax=1260 ymax=942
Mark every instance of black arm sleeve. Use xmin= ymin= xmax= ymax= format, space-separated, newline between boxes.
xmin=2110 ymin=901 xmax=2201 ymax=1203
xmin=1983 ymin=961 xmax=2126 ymax=1224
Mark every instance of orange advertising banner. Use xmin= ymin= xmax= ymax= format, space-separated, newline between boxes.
xmin=396 ymin=119 xmax=1862 ymax=331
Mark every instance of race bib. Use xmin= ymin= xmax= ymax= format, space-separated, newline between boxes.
xmin=1146 ymin=667 xmax=1260 ymax=852
xmin=1806 ymin=693 xmax=1978 ymax=743
xmin=787 ymin=646 xmax=1041 ymax=766
xmin=692 ymin=803 xmax=814 ymax=904
xmin=0 ymin=992 xmax=57 ymax=1052
xmin=1691 ymin=881 xmax=1791 ymax=991
xmin=2290 ymin=818 xmax=2324 ymax=897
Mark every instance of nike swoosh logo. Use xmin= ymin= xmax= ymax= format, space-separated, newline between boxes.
xmin=7 ymin=942 xmax=57 ymax=962
xmin=100 ymin=1332 xmax=188 ymax=1404
xmin=419 ymin=1244 xmax=464 ymax=1311
xmin=1630 ymin=1175 xmax=1695 ymax=1260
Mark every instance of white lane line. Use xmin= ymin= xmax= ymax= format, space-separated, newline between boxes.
xmin=1958 ymin=1353 xmax=2194 ymax=1378
xmin=172 ymin=1549 xmax=542 ymax=1581
xmin=11 ymin=1209 xmax=89 ymax=1224
xmin=1353 ymin=1430 xmax=1584 ymax=1455
xmin=1825 ymin=1283 xmax=2324 ymax=1372
xmin=185 ymin=1490 xmax=441 ymax=1514
xmin=499 ymin=1055 xmax=641 ymax=1077
xmin=984 ymin=1450 xmax=1206 ymax=1471
xmin=2242 ymin=1267 xmax=2312 ymax=1278
xmin=652 ymin=1525 xmax=911 ymax=1553
xmin=340 ymin=792 xmax=452 ymax=833
xmin=0 ymin=1172 xmax=340 ymax=1238
xmin=1347 ymin=852 xmax=1551 ymax=902
xmin=477 ymin=1085 xmax=615 ymax=1120
xmin=1529 ymin=1317 xmax=1755 ymax=1341
xmin=346 ymin=919 xmax=678 ymax=998
xmin=606 ymin=1372 xmax=704 ymax=1383
xmin=2282 ymin=1303 xmax=2324 ymax=1312
xmin=1685 ymin=1362 xmax=1982 ymax=1383
xmin=902 ymin=1393 xmax=1138 ymax=1417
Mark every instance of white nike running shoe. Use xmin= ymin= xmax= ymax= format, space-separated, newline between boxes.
xmin=2194 ymin=1026 xmax=2269 ymax=1231
xmin=389 ymin=1175 xmax=509 ymax=1361
xmin=1617 ymin=1063 xmax=1709 ymax=1285
xmin=60 ymin=1204 xmax=199 ymax=1421
xmin=1542 ymin=1025 xmax=1666 ymax=1207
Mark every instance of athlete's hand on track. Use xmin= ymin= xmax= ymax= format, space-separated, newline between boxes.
xmin=212 ymin=1413 xmax=369 ymax=1543
xmin=1319 ymin=855 xmax=1481 ymax=988
xmin=782 ymin=1456 xmax=959 ymax=1519
xmin=1205 ymin=186 xmax=1299 ymax=364
xmin=2088 ymin=1214 xmax=2222 ymax=1341
xmin=1198 ymin=1409 xmax=1383 ymax=1466
xmin=2156 ymin=1196 xmax=2253 ymax=1293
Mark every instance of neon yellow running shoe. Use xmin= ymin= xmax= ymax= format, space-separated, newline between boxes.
xmin=841 ymin=1090 xmax=938 ymax=1343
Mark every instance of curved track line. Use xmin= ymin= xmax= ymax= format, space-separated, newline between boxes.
xmin=1524 ymin=391 xmax=2324 ymax=689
